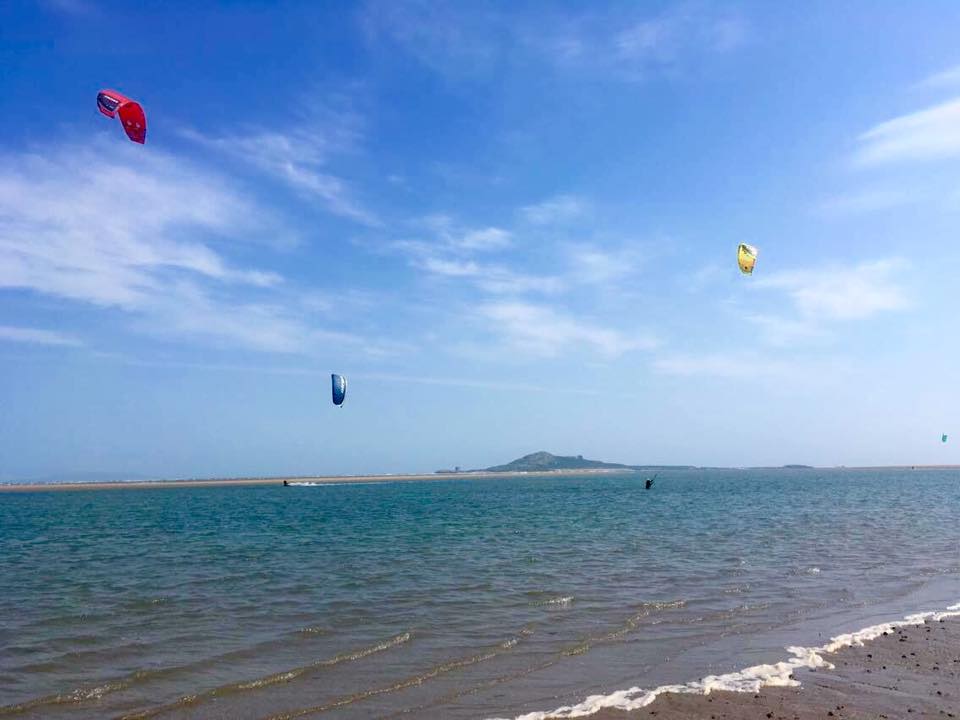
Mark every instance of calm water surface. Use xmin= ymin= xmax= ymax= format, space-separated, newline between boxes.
xmin=1 ymin=469 xmax=958 ymax=719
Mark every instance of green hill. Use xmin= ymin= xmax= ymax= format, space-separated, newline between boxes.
xmin=484 ymin=451 xmax=633 ymax=473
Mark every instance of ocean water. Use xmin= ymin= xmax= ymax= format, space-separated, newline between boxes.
xmin=1 ymin=469 xmax=958 ymax=719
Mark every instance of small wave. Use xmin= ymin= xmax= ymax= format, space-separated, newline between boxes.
xmin=0 ymin=619 xmax=353 ymax=717
xmin=120 ymin=632 xmax=413 ymax=719
xmin=492 ymin=600 xmax=960 ymax=720
xmin=0 ymin=678 xmax=130 ymax=717
xmin=562 ymin=600 xmax=685 ymax=656
xmin=266 ymin=629 xmax=532 ymax=720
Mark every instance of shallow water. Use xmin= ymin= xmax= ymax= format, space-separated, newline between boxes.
xmin=0 ymin=469 xmax=958 ymax=719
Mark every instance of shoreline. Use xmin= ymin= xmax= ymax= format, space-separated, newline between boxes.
xmin=0 ymin=467 xmax=636 ymax=493
xmin=504 ymin=603 xmax=960 ymax=720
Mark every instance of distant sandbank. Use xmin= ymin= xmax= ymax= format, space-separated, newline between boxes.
xmin=0 ymin=467 xmax=635 ymax=493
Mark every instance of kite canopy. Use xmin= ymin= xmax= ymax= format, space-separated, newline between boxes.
xmin=737 ymin=243 xmax=758 ymax=275
xmin=331 ymin=374 xmax=347 ymax=406
xmin=97 ymin=89 xmax=147 ymax=144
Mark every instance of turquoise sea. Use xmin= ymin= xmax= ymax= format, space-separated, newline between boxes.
xmin=1 ymin=469 xmax=959 ymax=719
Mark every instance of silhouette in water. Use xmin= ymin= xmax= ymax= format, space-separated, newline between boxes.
xmin=283 ymin=480 xmax=289 ymax=487
xmin=645 ymin=473 xmax=658 ymax=490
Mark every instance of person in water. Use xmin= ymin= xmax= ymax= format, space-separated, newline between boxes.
xmin=645 ymin=478 xmax=654 ymax=490
xmin=283 ymin=480 xmax=289 ymax=487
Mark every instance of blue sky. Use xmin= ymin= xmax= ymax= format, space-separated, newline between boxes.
xmin=4 ymin=1 xmax=960 ymax=478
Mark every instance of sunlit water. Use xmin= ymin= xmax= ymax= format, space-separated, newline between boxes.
xmin=1 ymin=469 xmax=958 ymax=719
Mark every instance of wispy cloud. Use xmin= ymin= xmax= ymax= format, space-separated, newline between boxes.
xmin=419 ymin=257 xmax=564 ymax=295
xmin=393 ymin=214 xmax=564 ymax=295
xmin=361 ymin=1 xmax=507 ymax=78
xmin=815 ymin=188 xmax=913 ymax=216
xmin=855 ymin=98 xmax=960 ymax=166
xmin=613 ymin=7 xmax=746 ymax=69
xmin=398 ymin=207 xmax=647 ymax=296
xmin=180 ymin=100 xmax=377 ymax=225
xmin=537 ymin=5 xmax=747 ymax=81
xmin=0 ymin=139 xmax=373 ymax=354
xmin=653 ymin=351 xmax=784 ymax=379
xmin=0 ymin=326 xmax=81 ymax=347
xmin=566 ymin=244 xmax=641 ymax=285
xmin=743 ymin=314 xmax=823 ymax=348
xmin=519 ymin=195 xmax=587 ymax=225
xmin=652 ymin=351 xmax=855 ymax=391
xmin=363 ymin=1 xmax=746 ymax=81
xmin=419 ymin=214 xmax=512 ymax=252
xmin=41 ymin=0 xmax=94 ymax=15
xmin=755 ymin=258 xmax=909 ymax=321
xmin=916 ymin=64 xmax=960 ymax=90
xmin=478 ymin=301 xmax=656 ymax=358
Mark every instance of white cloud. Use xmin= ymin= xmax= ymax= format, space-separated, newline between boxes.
xmin=419 ymin=256 xmax=564 ymax=295
xmin=458 ymin=227 xmax=512 ymax=251
xmin=562 ymin=6 xmax=747 ymax=79
xmin=653 ymin=352 xmax=782 ymax=379
xmin=398 ymin=212 xmax=651 ymax=300
xmin=816 ymin=188 xmax=913 ymax=216
xmin=520 ymin=195 xmax=587 ymax=225
xmin=0 ymin=142 xmax=274 ymax=306
xmin=0 ymin=139 xmax=368 ymax=354
xmin=566 ymin=244 xmax=639 ymax=285
xmin=916 ymin=64 xmax=960 ymax=90
xmin=755 ymin=259 xmax=908 ymax=321
xmin=395 ymin=214 xmax=566 ymax=295
xmin=181 ymin=109 xmax=377 ymax=226
xmin=744 ymin=314 xmax=822 ymax=347
xmin=362 ymin=1 xmax=505 ymax=77
xmin=478 ymin=301 xmax=656 ymax=358
xmin=41 ymin=0 xmax=94 ymax=15
xmin=418 ymin=215 xmax=512 ymax=252
xmin=0 ymin=326 xmax=81 ymax=347
xmin=855 ymin=98 xmax=960 ymax=166
xmin=363 ymin=2 xmax=745 ymax=82
xmin=652 ymin=352 xmax=855 ymax=392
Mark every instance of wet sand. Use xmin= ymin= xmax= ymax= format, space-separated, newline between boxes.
xmin=0 ymin=468 xmax=634 ymax=492
xmin=594 ymin=617 xmax=960 ymax=720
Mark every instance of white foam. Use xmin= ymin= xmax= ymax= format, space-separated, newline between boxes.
xmin=535 ymin=596 xmax=574 ymax=607
xmin=286 ymin=481 xmax=389 ymax=487
xmin=490 ymin=600 xmax=960 ymax=720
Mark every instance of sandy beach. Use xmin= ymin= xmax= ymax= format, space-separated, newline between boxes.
xmin=591 ymin=616 xmax=960 ymax=720
xmin=0 ymin=467 xmax=634 ymax=492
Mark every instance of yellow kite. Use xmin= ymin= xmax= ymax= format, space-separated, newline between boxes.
xmin=737 ymin=243 xmax=758 ymax=275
